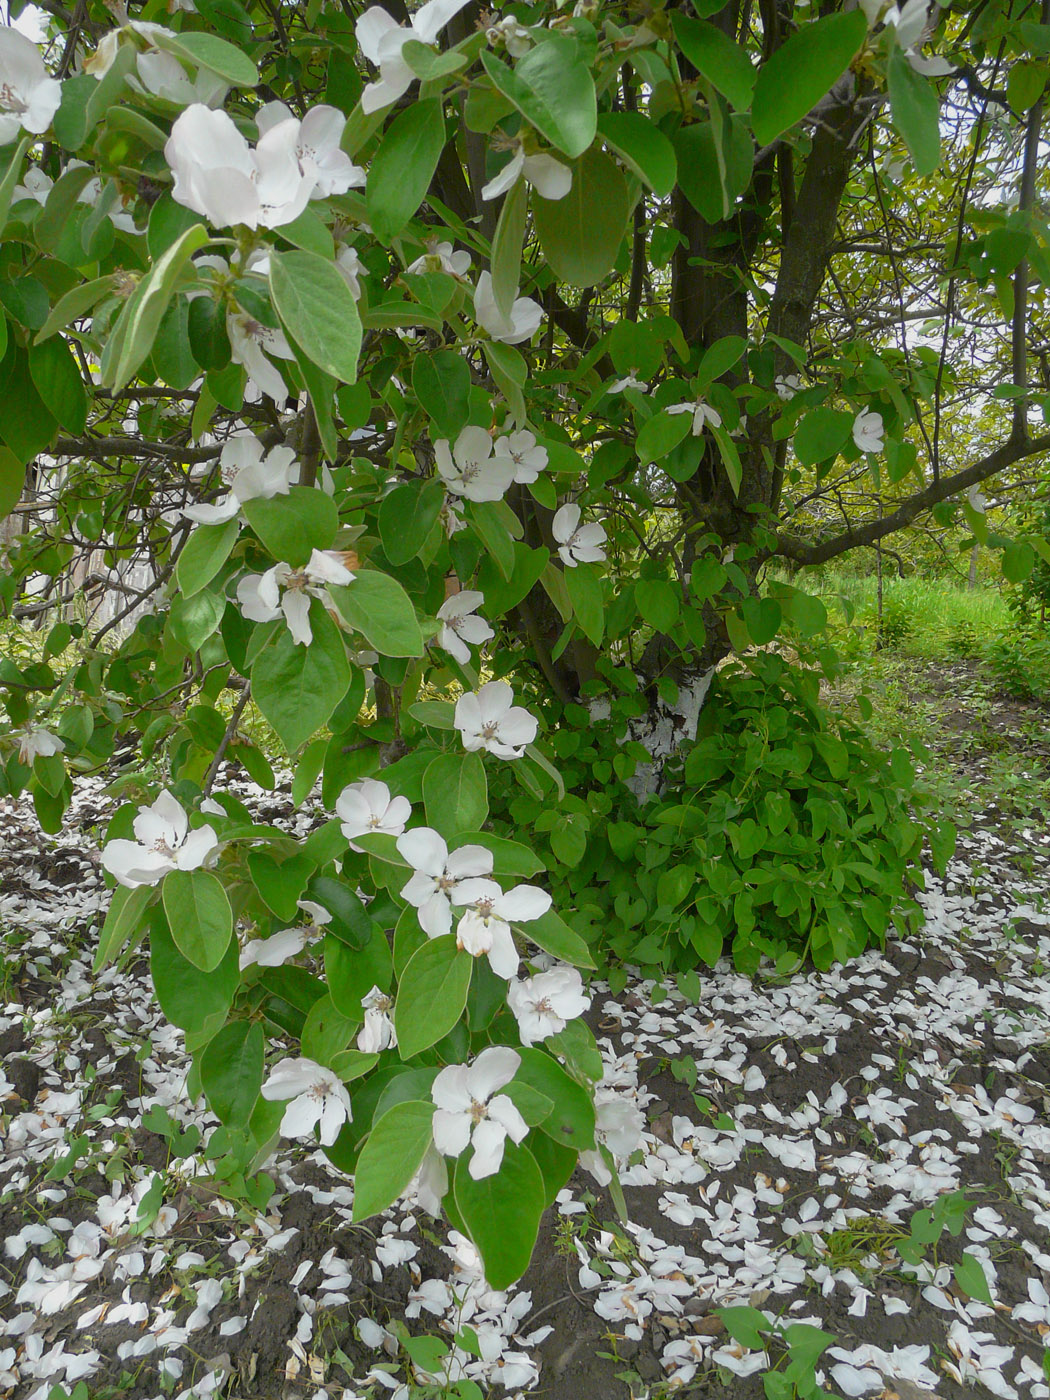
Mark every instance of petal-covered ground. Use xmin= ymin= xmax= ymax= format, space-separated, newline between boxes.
xmin=2 ymin=668 xmax=1050 ymax=1400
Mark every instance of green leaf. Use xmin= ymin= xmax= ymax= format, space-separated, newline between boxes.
xmin=533 ymin=147 xmax=629 ymax=288
xmin=176 ymin=518 xmax=241 ymax=599
xmin=674 ymin=117 xmax=753 ymax=222
xmin=0 ymin=446 xmax=25 ymax=520
xmin=241 ymin=485 xmax=339 ymax=566
xmin=401 ymin=37 xmax=469 ymax=81
xmin=325 ymin=926 xmax=392 ymax=1015
xmin=149 ymin=28 xmax=259 ymax=85
xmin=483 ymin=340 xmax=527 ymax=423
xmin=329 ymin=572 xmax=424 ymax=657
xmin=454 ymin=1140 xmax=546 ymax=1288
xmin=751 ymin=11 xmax=868 ymax=145
xmin=366 ymin=99 xmax=446 ymax=244
xmin=248 ymin=849 xmax=314 ymax=922
xmin=412 ymin=349 xmax=471 ymax=437
xmin=150 ymin=906 xmax=239 ymax=1037
xmin=423 ymin=752 xmax=489 ymax=838
xmin=514 ymin=1047 xmax=595 ymax=1148
xmin=596 ymin=112 xmax=677 ymax=196
xmin=269 ymin=250 xmax=362 ymax=385
xmin=251 ymin=600 xmax=352 ymax=752
xmin=480 ymin=37 xmax=597 ymax=158
xmin=673 ymin=13 xmax=756 ymax=111
xmin=888 ymin=45 xmax=942 ymax=175
xmin=27 ymin=338 xmax=87 ymax=436
xmin=952 ymin=1254 xmax=996 ymax=1304
xmin=637 ymin=409 xmax=692 ymax=467
xmin=718 ymin=1305 xmax=769 ymax=1349
xmin=1002 ymin=539 xmax=1035 ymax=582
xmin=162 ymin=869 xmax=233 ymax=973
xmin=565 ymin=563 xmax=604 ymax=646
xmin=395 ymin=936 xmax=473 ymax=1059
xmin=102 ymin=224 xmax=210 ymax=392
xmin=451 ymin=832 xmax=546 ymax=878
xmin=636 ymin=577 xmax=680 ymax=632
xmin=518 ymin=907 xmax=595 ymax=969
xmin=740 ymin=595 xmax=782 ymax=646
xmin=793 ymin=406 xmax=853 ymax=466
xmin=199 ymin=1020 xmax=264 ymax=1128
xmin=490 ymin=176 xmax=529 ymax=318
xmin=0 ymin=135 xmax=31 ymax=234
xmin=352 ymin=1100 xmax=435 ymax=1221
xmin=34 ymin=276 xmax=115 ymax=344
xmin=94 ymin=884 xmax=154 ymax=972
xmin=470 ymin=498 xmax=516 ymax=579
xmin=378 ymin=479 xmax=446 ymax=567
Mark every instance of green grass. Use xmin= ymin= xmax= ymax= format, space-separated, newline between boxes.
xmin=806 ymin=572 xmax=1012 ymax=660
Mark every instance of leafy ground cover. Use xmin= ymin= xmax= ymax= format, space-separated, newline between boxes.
xmin=2 ymin=657 xmax=1050 ymax=1400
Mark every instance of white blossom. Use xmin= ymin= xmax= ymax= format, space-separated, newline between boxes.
xmin=164 ymin=103 xmax=316 ymax=230
xmin=852 ymin=409 xmax=885 ymax=453
xmin=261 ymin=1057 xmax=352 ymax=1146
xmin=494 ymin=428 xmax=547 ymax=484
xmin=436 ymin=589 xmax=494 ymax=665
xmin=666 ymin=398 xmax=723 ymax=435
xmin=775 ymin=374 xmax=803 ymax=400
xmin=336 ymin=778 xmax=411 ymax=851
xmin=0 ymin=25 xmax=62 ymax=143
xmin=335 ymin=244 xmax=366 ymax=299
xmin=473 ymin=270 xmax=543 ymax=344
xmin=236 ymin=549 xmax=355 ymax=646
xmin=481 ymin=145 xmax=572 ymax=202
xmin=101 ymin=790 xmax=219 ymax=888
xmin=431 ymin=1046 xmax=528 ymax=1179
xmin=357 ymin=987 xmax=397 ymax=1053
xmin=406 ymin=238 xmax=471 ymax=278
xmin=396 ymin=827 xmax=494 ymax=938
xmin=356 ymin=0 xmax=473 ymax=114
xmin=256 ymin=100 xmax=365 ymax=197
xmin=227 ymin=309 xmax=297 ymax=405
xmin=454 ymin=680 xmax=538 ymax=759
xmin=183 ymin=432 xmax=299 ymax=524
xmin=17 ymin=725 xmax=64 ymax=766
xmin=452 ymin=877 xmax=553 ymax=979
xmin=552 ymin=503 xmax=607 ymax=567
xmin=239 ymin=926 xmax=313 ymax=970
xmin=435 ymin=425 xmax=516 ymax=502
xmin=507 ymin=966 xmax=590 ymax=1044
xmin=609 ymin=373 xmax=649 ymax=394
xmin=486 ymin=14 xmax=532 ymax=55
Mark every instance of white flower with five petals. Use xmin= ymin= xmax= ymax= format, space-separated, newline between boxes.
xmin=552 ymin=503 xmax=607 ymax=567
xmin=431 ymin=1046 xmax=529 ymax=1179
xmin=357 ymin=986 xmax=397 ymax=1053
xmin=473 ymin=271 xmax=543 ymax=344
xmin=436 ymin=590 xmax=494 ymax=665
xmin=451 ymin=877 xmax=552 ymax=979
xmin=405 ymin=238 xmax=472 ymax=278
xmin=261 ymin=1057 xmax=352 ymax=1146
xmin=666 ymin=399 xmax=723 ymax=436
xmin=356 ymin=0 xmax=473 ymax=114
xmin=17 ymin=725 xmax=64 ymax=766
xmin=486 ymin=14 xmax=532 ymax=55
xmin=239 ymin=925 xmax=313 ymax=970
xmin=481 ymin=144 xmax=572 ymax=202
xmin=336 ymin=778 xmax=411 ymax=852
xmin=236 ymin=549 xmax=355 ymax=647
xmin=101 ymin=790 xmax=219 ymax=889
xmin=507 ymin=965 xmax=590 ymax=1044
xmin=494 ymin=429 xmax=548 ymax=484
xmin=454 ymin=680 xmax=537 ymax=759
xmin=256 ymin=101 xmax=365 ymax=197
xmin=183 ymin=432 xmax=299 ymax=524
xmin=435 ymin=425 xmax=516 ymax=502
xmin=0 ymin=26 xmax=62 ymax=144
xmin=227 ymin=308 xmax=297 ymax=405
xmin=396 ymin=827 xmax=494 ymax=938
xmin=852 ymin=409 xmax=885 ymax=453
xmin=164 ymin=103 xmax=316 ymax=230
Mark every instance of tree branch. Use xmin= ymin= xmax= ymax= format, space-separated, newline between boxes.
xmin=773 ymin=433 xmax=1050 ymax=565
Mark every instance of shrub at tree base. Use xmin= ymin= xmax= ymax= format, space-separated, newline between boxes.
xmin=0 ymin=0 xmax=1043 ymax=1285
xmin=493 ymin=653 xmax=956 ymax=980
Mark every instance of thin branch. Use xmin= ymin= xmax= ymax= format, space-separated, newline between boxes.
xmin=203 ymin=685 xmax=252 ymax=796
